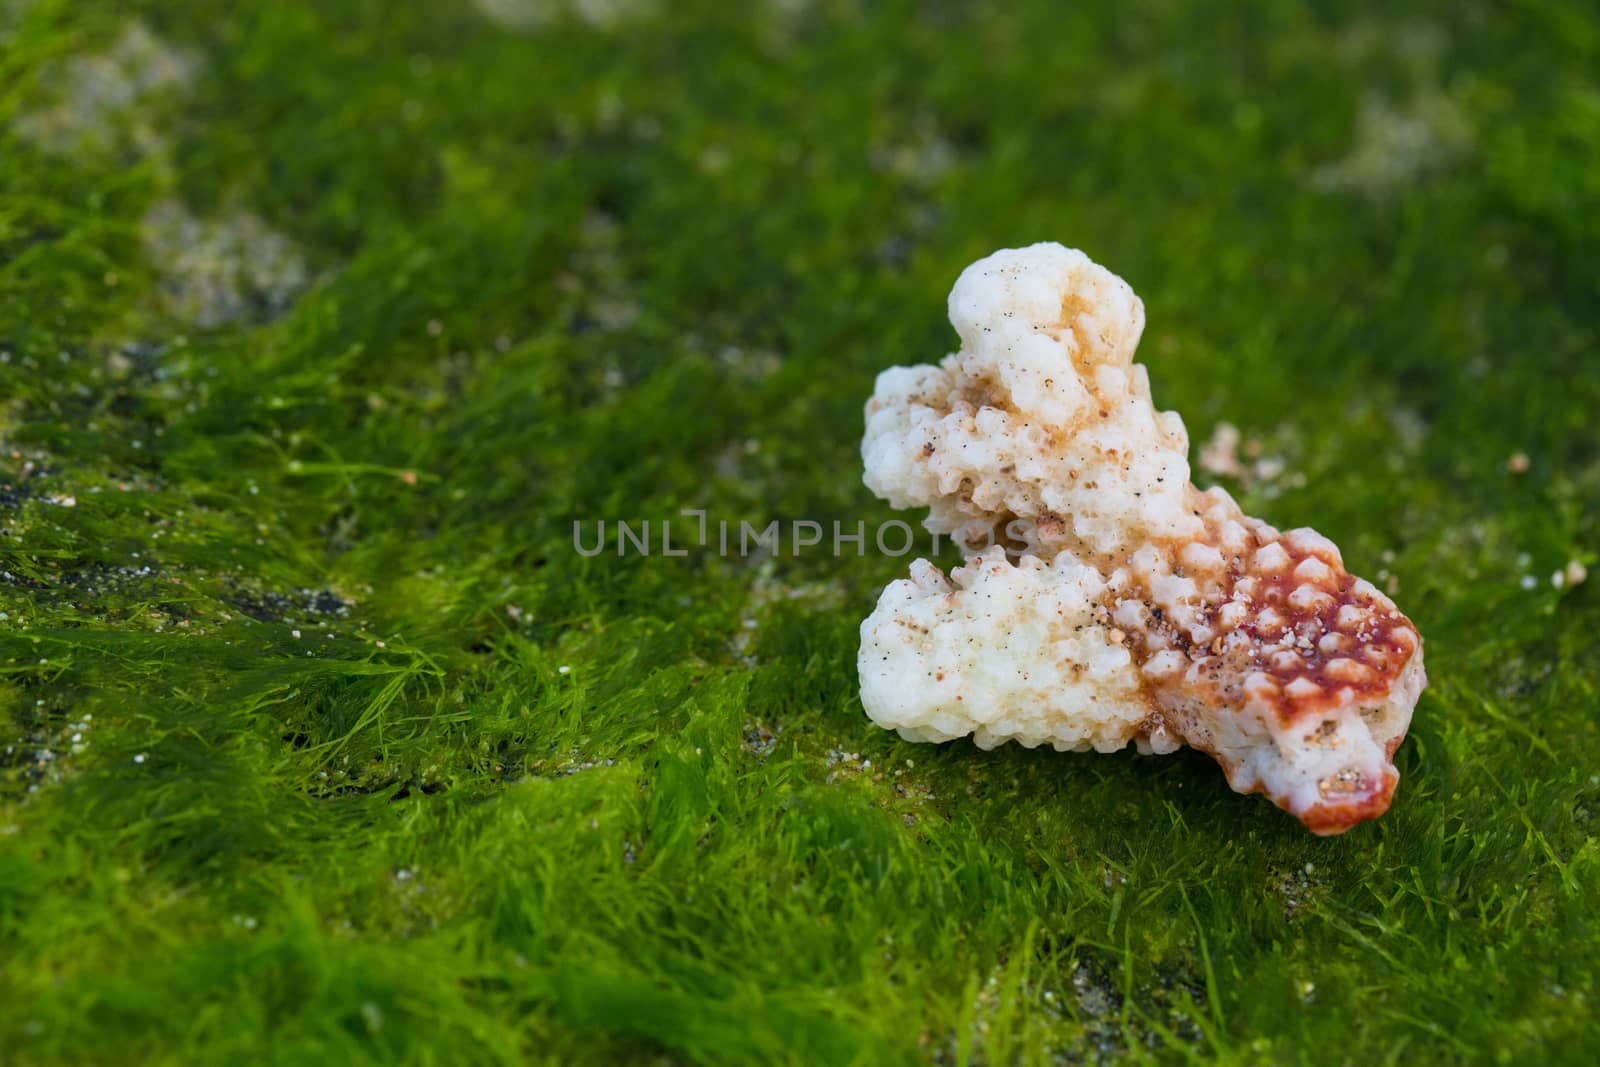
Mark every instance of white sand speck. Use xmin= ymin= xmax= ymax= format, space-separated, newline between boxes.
xmin=12 ymin=21 xmax=198 ymax=157
xmin=142 ymin=200 xmax=309 ymax=328
xmin=472 ymin=0 xmax=654 ymax=31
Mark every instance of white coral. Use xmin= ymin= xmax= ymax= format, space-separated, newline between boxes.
xmin=863 ymin=244 xmax=1197 ymax=558
xmin=858 ymin=243 xmax=1426 ymax=834
xmin=860 ymin=548 xmax=1147 ymax=753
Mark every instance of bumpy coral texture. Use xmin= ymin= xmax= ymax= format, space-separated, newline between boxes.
xmin=858 ymin=243 xmax=1426 ymax=835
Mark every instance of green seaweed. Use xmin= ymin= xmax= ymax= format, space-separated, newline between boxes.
xmin=1 ymin=1 xmax=1597 ymax=1063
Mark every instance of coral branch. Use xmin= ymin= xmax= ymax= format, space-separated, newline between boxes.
xmin=858 ymin=243 xmax=1425 ymax=834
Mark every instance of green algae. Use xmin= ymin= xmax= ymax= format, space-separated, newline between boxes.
xmin=1 ymin=2 xmax=1598 ymax=1064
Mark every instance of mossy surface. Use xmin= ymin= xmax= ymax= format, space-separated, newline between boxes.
xmin=2 ymin=2 xmax=1598 ymax=1064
